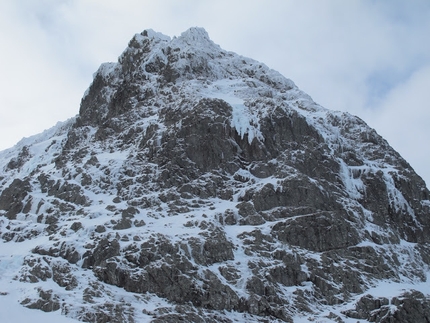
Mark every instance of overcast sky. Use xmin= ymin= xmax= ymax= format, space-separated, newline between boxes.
xmin=1 ymin=0 xmax=429 ymax=186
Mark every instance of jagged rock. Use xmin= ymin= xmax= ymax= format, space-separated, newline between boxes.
xmin=344 ymin=291 xmax=430 ymax=323
xmin=7 ymin=145 xmax=30 ymax=170
xmin=112 ymin=215 xmax=133 ymax=230
xmin=199 ymin=228 xmax=235 ymax=265
xmin=150 ymin=304 xmax=234 ymax=323
xmin=21 ymin=288 xmax=60 ymax=312
xmin=32 ymin=241 xmax=81 ymax=264
xmin=223 ymin=209 xmax=237 ymax=225
xmin=1 ymin=27 xmax=430 ymax=323
xmin=267 ymin=261 xmax=307 ymax=287
xmin=70 ymin=221 xmax=83 ymax=232
xmin=218 ymin=265 xmax=241 ymax=283
xmin=83 ymin=238 xmax=120 ymax=268
xmin=272 ymin=212 xmax=360 ymax=252
xmin=95 ymin=224 xmax=107 ymax=233
xmin=0 ymin=178 xmax=32 ymax=219
xmin=38 ymin=174 xmax=89 ymax=206
xmin=236 ymin=201 xmax=266 ymax=225
xmin=200 ymin=269 xmax=240 ymax=310
xmin=240 ymin=213 xmax=266 ymax=225
xmin=19 ymin=256 xmax=53 ymax=283
xmin=51 ymin=261 xmax=78 ymax=290
xmin=387 ymin=291 xmax=430 ymax=323
xmin=72 ymin=302 xmax=136 ymax=323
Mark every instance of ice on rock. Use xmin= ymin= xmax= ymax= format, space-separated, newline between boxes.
xmin=0 ymin=27 xmax=430 ymax=323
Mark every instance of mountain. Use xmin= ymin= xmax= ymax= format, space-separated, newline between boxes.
xmin=1 ymin=27 xmax=430 ymax=323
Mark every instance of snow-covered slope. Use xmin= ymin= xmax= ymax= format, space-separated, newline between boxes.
xmin=1 ymin=27 xmax=430 ymax=323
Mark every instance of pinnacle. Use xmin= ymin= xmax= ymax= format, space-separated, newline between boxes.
xmin=179 ymin=27 xmax=211 ymax=42
xmin=140 ymin=28 xmax=171 ymax=42
xmin=172 ymin=26 xmax=221 ymax=54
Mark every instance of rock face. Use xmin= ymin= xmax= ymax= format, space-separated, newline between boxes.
xmin=0 ymin=27 xmax=430 ymax=322
xmin=343 ymin=291 xmax=430 ymax=323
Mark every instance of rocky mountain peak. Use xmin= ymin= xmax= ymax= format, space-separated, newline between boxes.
xmin=175 ymin=27 xmax=214 ymax=47
xmin=1 ymin=28 xmax=430 ymax=323
xmin=78 ymin=27 xmax=295 ymax=127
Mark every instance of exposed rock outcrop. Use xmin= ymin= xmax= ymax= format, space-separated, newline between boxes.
xmin=0 ymin=27 xmax=429 ymax=323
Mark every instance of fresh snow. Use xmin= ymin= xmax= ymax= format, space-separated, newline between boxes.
xmin=0 ymin=27 xmax=429 ymax=323
xmin=0 ymin=296 xmax=80 ymax=323
xmin=0 ymin=236 xmax=81 ymax=323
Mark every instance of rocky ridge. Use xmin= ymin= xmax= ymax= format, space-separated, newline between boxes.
xmin=0 ymin=27 xmax=430 ymax=322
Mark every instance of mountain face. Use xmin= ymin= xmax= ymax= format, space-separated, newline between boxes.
xmin=1 ymin=27 xmax=430 ymax=323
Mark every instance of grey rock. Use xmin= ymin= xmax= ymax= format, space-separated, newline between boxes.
xmin=240 ymin=213 xmax=266 ymax=225
xmin=343 ymin=294 xmax=389 ymax=319
xmin=200 ymin=269 xmax=240 ymax=310
xmin=70 ymin=221 xmax=83 ymax=232
xmin=19 ymin=256 xmax=53 ymax=283
xmin=200 ymin=228 xmax=235 ymax=265
xmin=7 ymin=145 xmax=31 ymax=170
xmin=223 ymin=209 xmax=237 ymax=225
xmin=73 ymin=302 xmax=136 ymax=323
xmin=1 ymin=27 xmax=430 ymax=323
xmin=38 ymin=174 xmax=89 ymax=206
xmin=52 ymin=261 xmax=78 ymax=290
xmin=0 ymin=178 xmax=32 ymax=219
xmin=83 ymin=238 xmax=120 ymax=268
xmin=344 ymin=291 xmax=430 ymax=323
xmin=95 ymin=225 xmax=107 ymax=233
xmin=218 ymin=265 xmax=241 ymax=283
xmin=21 ymin=288 xmax=60 ymax=312
xmin=272 ymin=212 xmax=360 ymax=252
xmin=112 ymin=216 xmax=133 ymax=230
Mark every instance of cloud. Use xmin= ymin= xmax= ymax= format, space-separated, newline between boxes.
xmin=0 ymin=1 xmax=87 ymax=148
xmin=366 ymin=64 xmax=430 ymax=185
xmin=0 ymin=0 xmax=429 ymax=185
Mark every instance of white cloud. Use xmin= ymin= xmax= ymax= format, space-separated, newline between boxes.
xmin=365 ymin=65 xmax=430 ymax=186
xmin=0 ymin=1 xmax=86 ymax=148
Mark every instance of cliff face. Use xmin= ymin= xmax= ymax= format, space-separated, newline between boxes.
xmin=1 ymin=27 xmax=430 ymax=323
